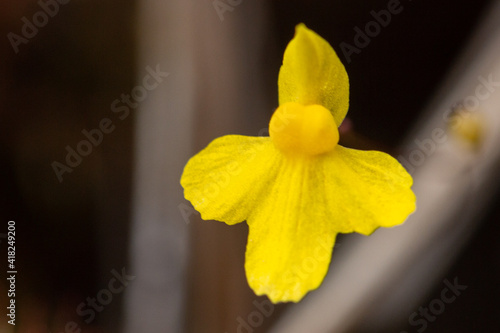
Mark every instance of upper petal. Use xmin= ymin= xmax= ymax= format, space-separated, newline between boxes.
xmin=180 ymin=135 xmax=278 ymax=224
xmin=278 ymin=24 xmax=349 ymax=126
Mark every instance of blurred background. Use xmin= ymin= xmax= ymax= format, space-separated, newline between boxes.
xmin=1 ymin=0 xmax=499 ymax=332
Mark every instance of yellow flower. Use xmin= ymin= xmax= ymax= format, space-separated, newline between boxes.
xmin=180 ymin=24 xmax=416 ymax=303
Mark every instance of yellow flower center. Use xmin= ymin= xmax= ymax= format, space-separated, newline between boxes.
xmin=269 ymin=102 xmax=339 ymax=156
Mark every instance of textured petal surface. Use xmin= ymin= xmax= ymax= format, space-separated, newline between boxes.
xmin=322 ymin=146 xmax=416 ymax=235
xmin=278 ymin=24 xmax=349 ymax=126
xmin=245 ymin=145 xmax=415 ymax=302
xmin=245 ymin=155 xmax=338 ymax=303
xmin=180 ymin=135 xmax=278 ymax=224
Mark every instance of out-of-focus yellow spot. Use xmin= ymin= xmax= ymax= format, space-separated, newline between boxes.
xmin=450 ymin=110 xmax=484 ymax=151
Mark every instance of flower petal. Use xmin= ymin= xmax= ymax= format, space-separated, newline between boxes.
xmin=180 ymin=135 xmax=279 ymax=224
xmin=244 ymin=146 xmax=415 ymax=302
xmin=322 ymin=146 xmax=416 ymax=235
xmin=278 ymin=24 xmax=349 ymax=126
xmin=244 ymin=156 xmax=338 ymax=303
